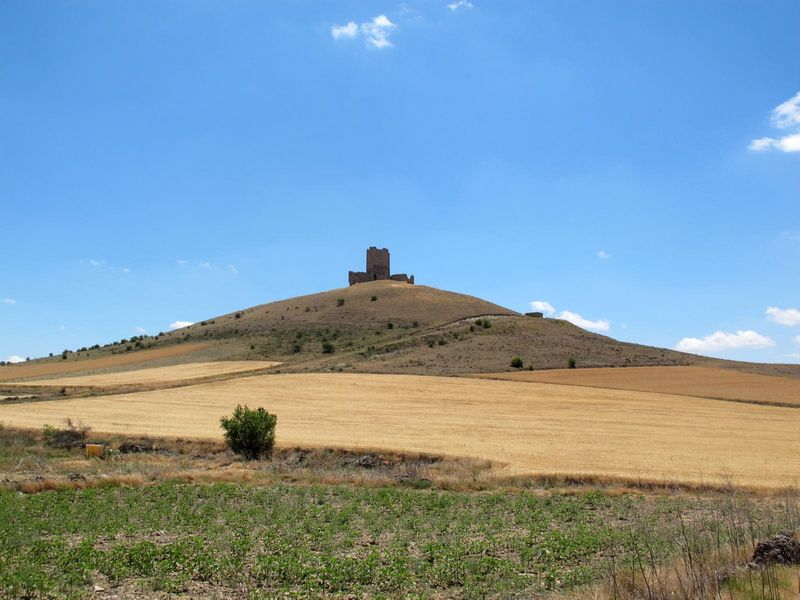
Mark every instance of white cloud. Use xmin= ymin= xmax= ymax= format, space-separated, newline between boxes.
xmin=121 ymin=267 xmax=131 ymax=273
xmin=787 ymin=352 xmax=800 ymax=361
xmin=2 ymin=298 xmax=15 ymax=305
xmin=227 ymin=265 xmax=239 ymax=275
xmin=530 ymin=300 xmax=555 ymax=316
xmin=447 ymin=0 xmax=473 ymax=10
xmin=597 ymin=250 xmax=612 ymax=259
xmin=766 ymin=306 xmax=800 ymax=327
xmin=361 ymin=15 xmax=396 ymax=48
xmin=772 ymin=91 xmax=800 ymax=129
xmin=169 ymin=321 xmax=194 ymax=331
xmin=177 ymin=259 xmax=189 ymax=265
xmin=5 ymin=355 xmax=24 ymax=364
xmin=58 ymin=324 xmax=67 ymax=331
xmin=199 ymin=262 xmax=211 ymax=268
xmin=675 ymin=330 xmax=774 ymax=353
xmin=331 ymin=22 xmax=358 ymax=39
xmin=136 ymin=327 xmax=147 ymax=334
xmin=332 ymin=14 xmax=396 ymax=49
xmin=749 ymin=91 xmax=800 ymax=153
xmin=88 ymin=259 xmax=106 ymax=267
xmin=559 ymin=310 xmax=610 ymax=332
xmin=794 ymin=335 xmax=800 ymax=345
xmin=749 ymin=134 xmax=800 ymax=153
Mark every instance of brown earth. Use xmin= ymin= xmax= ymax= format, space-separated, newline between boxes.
xmin=5 ymin=360 xmax=280 ymax=387
xmin=2 ymin=372 xmax=798 ymax=489
xmin=0 ymin=343 xmax=208 ymax=382
xmin=475 ymin=366 xmax=800 ymax=407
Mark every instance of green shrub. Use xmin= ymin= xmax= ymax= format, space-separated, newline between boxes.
xmin=292 ymin=343 xmax=303 ymax=353
xmin=568 ymin=357 xmax=577 ymax=369
xmin=220 ymin=405 xmax=277 ymax=460
xmin=337 ymin=298 xmax=345 ymax=307
xmin=42 ymin=418 xmax=90 ymax=449
xmin=322 ymin=341 xmax=335 ymax=354
xmin=387 ymin=322 xmax=394 ymax=329
xmin=510 ymin=357 xmax=523 ymax=369
xmin=370 ymin=295 xmax=377 ymax=302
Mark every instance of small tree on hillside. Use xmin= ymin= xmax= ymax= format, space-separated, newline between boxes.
xmin=220 ymin=405 xmax=277 ymax=460
xmin=510 ymin=356 xmax=523 ymax=369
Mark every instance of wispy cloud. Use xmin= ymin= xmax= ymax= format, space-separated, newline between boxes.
xmin=88 ymin=259 xmax=107 ymax=267
xmin=135 ymin=327 xmax=147 ymax=334
xmin=766 ymin=306 xmax=800 ymax=327
xmin=530 ymin=300 xmax=555 ymax=316
xmin=794 ymin=334 xmax=800 ymax=345
xmin=199 ymin=262 xmax=212 ymax=268
xmin=177 ymin=259 xmax=189 ymax=266
xmin=749 ymin=91 xmax=800 ymax=153
xmin=227 ymin=265 xmax=239 ymax=275
xmin=675 ymin=330 xmax=774 ymax=353
xmin=5 ymin=355 xmax=24 ymax=364
xmin=332 ymin=22 xmax=358 ymax=39
xmin=121 ymin=267 xmax=131 ymax=273
xmin=332 ymin=15 xmax=396 ymax=49
xmin=2 ymin=298 xmax=15 ymax=305
xmin=559 ymin=310 xmax=610 ymax=332
xmin=597 ymin=250 xmax=612 ymax=260
xmin=447 ymin=0 xmax=473 ymax=10
xmin=529 ymin=300 xmax=610 ymax=331
xmin=169 ymin=321 xmax=194 ymax=331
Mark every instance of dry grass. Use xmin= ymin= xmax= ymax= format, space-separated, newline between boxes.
xmin=1 ymin=373 xmax=799 ymax=490
xmin=0 ymin=343 xmax=208 ymax=382
xmin=477 ymin=366 xmax=800 ymax=407
xmin=5 ymin=360 xmax=281 ymax=387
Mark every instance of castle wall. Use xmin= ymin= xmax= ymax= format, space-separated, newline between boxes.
xmin=348 ymin=247 xmax=414 ymax=286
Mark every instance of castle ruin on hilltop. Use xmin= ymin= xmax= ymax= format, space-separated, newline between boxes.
xmin=348 ymin=247 xmax=414 ymax=286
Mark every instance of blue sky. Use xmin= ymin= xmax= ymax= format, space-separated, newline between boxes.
xmin=1 ymin=0 xmax=799 ymax=364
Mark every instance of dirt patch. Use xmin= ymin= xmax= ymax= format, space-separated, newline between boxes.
xmin=475 ymin=366 xmax=800 ymax=407
xmin=752 ymin=532 xmax=800 ymax=566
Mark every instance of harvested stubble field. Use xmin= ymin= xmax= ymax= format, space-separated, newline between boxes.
xmin=5 ymin=360 xmax=281 ymax=388
xmin=477 ymin=365 xmax=800 ymax=407
xmin=0 ymin=343 xmax=208 ymax=382
xmin=2 ymin=373 xmax=798 ymax=490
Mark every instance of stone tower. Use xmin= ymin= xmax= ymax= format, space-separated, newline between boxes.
xmin=348 ymin=247 xmax=414 ymax=286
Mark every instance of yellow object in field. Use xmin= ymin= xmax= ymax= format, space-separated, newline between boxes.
xmin=85 ymin=444 xmax=104 ymax=458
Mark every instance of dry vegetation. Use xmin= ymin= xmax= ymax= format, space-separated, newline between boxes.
xmin=0 ymin=343 xmax=208 ymax=382
xmin=5 ymin=360 xmax=280 ymax=388
xmin=477 ymin=365 xmax=800 ymax=407
xmin=2 ymin=373 xmax=798 ymax=490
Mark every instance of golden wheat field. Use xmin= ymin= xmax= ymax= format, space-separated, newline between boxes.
xmin=475 ymin=366 xmax=800 ymax=406
xmin=0 ymin=343 xmax=208 ymax=382
xmin=1 ymin=373 xmax=798 ymax=489
xmin=6 ymin=361 xmax=280 ymax=387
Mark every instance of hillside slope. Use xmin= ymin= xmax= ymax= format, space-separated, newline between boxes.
xmin=5 ymin=280 xmax=799 ymax=380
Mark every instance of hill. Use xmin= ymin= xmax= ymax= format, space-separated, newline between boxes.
xmin=4 ymin=280 xmax=799 ymax=381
